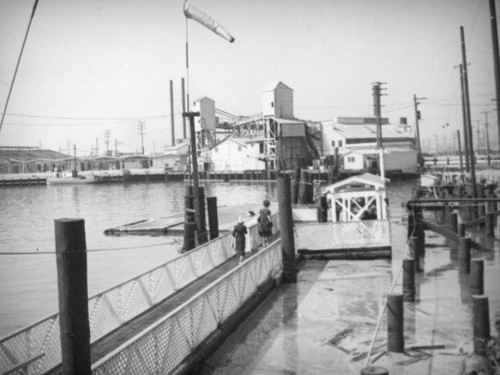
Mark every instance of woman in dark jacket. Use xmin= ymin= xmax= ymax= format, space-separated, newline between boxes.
xmin=232 ymin=216 xmax=247 ymax=264
xmin=258 ymin=199 xmax=272 ymax=246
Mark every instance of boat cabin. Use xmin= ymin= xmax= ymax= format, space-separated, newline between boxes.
xmin=293 ymin=172 xmax=391 ymax=258
xmin=323 ymin=173 xmax=389 ymax=222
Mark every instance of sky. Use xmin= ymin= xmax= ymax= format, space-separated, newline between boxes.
xmin=0 ymin=0 xmax=497 ymax=155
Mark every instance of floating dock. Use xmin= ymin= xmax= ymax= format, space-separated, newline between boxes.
xmin=103 ymin=202 xmax=264 ymax=236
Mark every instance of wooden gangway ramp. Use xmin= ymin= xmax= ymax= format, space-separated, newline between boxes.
xmin=46 ymin=254 xmax=243 ymax=374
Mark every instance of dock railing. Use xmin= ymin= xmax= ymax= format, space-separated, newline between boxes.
xmin=0 ymin=211 xmax=280 ymax=375
xmin=91 ymin=239 xmax=283 ymax=374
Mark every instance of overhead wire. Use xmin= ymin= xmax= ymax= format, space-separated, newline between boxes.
xmin=0 ymin=0 xmax=40 ymax=134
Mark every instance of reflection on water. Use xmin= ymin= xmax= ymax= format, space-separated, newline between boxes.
xmin=0 ymin=180 xmax=278 ymax=337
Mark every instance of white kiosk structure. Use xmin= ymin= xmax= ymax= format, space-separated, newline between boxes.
xmin=293 ymin=173 xmax=391 ymax=258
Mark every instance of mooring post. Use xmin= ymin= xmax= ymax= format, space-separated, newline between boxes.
xmin=470 ymin=259 xmax=485 ymax=295
xmin=317 ymin=195 xmax=328 ymax=222
xmin=387 ymin=293 xmax=404 ymax=352
xmin=198 ymin=186 xmax=208 ymax=244
xmin=409 ymin=237 xmax=421 ymax=273
xmin=206 ymin=196 xmax=219 ymax=240
xmin=360 ymin=367 xmax=389 ymax=375
xmin=485 ymin=212 xmax=495 ymax=237
xmin=458 ymin=222 xmax=466 ymax=238
xmin=403 ymin=258 xmax=415 ymax=302
xmin=55 ymin=218 xmax=91 ymax=375
xmin=183 ymin=185 xmax=196 ymax=251
xmin=458 ymin=237 xmax=471 ymax=273
xmin=278 ymin=174 xmax=297 ymax=283
xmin=472 ymin=295 xmax=490 ymax=356
xmin=449 ymin=211 xmax=458 ymax=233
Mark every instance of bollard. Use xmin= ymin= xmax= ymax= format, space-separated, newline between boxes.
xmin=278 ymin=174 xmax=297 ymax=283
xmin=55 ymin=219 xmax=91 ymax=375
xmin=472 ymin=295 xmax=490 ymax=356
xmin=470 ymin=259 xmax=485 ymax=295
xmin=485 ymin=212 xmax=495 ymax=237
xmin=206 ymin=196 xmax=219 ymax=240
xmin=197 ymin=186 xmax=208 ymax=244
xmin=183 ymin=186 xmax=196 ymax=251
xmin=409 ymin=237 xmax=421 ymax=272
xmin=403 ymin=258 xmax=415 ymax=302
xmin=458 ymin=237 xmax=471 ymax=273
xmin=449 ymin=211 xmax=458 ymax=233
xmin=317 ymin=195 xmax=328 ymax=222
xmin=387 ymin=294 xmax=404 ymax=353
xmin=360 ymin=367 xmax=389 ymax=375
xmin=458 ymin=222 xmax=466 ymax=238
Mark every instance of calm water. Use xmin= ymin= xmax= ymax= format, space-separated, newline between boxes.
xmin=0 ymin=180 xmax=279 ymax=337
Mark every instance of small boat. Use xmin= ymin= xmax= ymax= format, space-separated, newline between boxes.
xmin=47 ymin=175 xmax=98 ymax=185
xmin=293 ymin=172 xmax=392 ymax=258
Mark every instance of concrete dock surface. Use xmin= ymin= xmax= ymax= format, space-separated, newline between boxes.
xmin=198 ymin=229 xmax=500 ymax=374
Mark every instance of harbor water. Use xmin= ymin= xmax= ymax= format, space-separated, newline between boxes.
xmin=0 ymin=180 xmax=278 ymax=338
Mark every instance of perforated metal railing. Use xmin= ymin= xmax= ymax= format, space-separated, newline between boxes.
xmin=0 ymin=212 xmax=279 ymax=375
xmin=294 ymin=219 xmax=391 ymax=250
xmin=91 ymin=239 xmax=282 ymax=375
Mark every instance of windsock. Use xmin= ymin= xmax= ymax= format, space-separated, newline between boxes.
xmin=183 ymin=1 xmax=235 ymax=43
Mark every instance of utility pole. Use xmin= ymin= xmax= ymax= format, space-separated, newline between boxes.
xmin=481 ymin=111 xmax=491 ymax=154
xmin=372 ymin=82 xmax=386 ymax=149
xmin=138 ymin=121 xmax=146 ymax=155
xmin=104 ymin=129 xmax=111 ymax=156
xmin=95 ymin=138 xmax=99 ymax=156
xmin=475 ymin=121 xmax=481 ymax=153
xmin=170 ymin=80 xmax=175 ymax=146
xmin=488 ymin=0 xmax=500 ymax=153
xmin=461 ymin=25 xmax=477 ymax=198
xmin=413 ymin=94 xmax=427 ymax=157
xmin=455 ymin=64 xmax=470 ymax=172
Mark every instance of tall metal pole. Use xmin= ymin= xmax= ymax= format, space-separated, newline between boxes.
xmin=457 ymin=64 xmax=470 ymax=172
xmin=373 ymin=83 xmax=382 ymax=149
xmin=482 ymin=111 xmax=491 ymax=154
xmin=489 ymin=0 xmax=500 ymax=153
xmin=413 ymin=95 xmax=427 ymax=156
xmin=461 ymin=26 xmax=477 ymax=198
xmin=184 ymin=111 xmax=205 ymax=245
xmin=170 ymin=80 xmax=175 ymax=146
xmin=181 ymin=77 xmax=187 ymax=139
xmin=457 ymin=130 xmax=465 ymax=183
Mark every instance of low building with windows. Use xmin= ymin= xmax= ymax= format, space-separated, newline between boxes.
xmin=207 ymin=136 xmax=265 ymax=171
xmin=320 ymin=117 xmax=414 ymax=154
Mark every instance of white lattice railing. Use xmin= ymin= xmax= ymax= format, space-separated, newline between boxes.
xmin=0 ymin=234 xmax=235 ymax=374
xmin=91 ymin=240 xmax=283 ymax=375
xmin=294 ymin=219 xmax=391 ymax=251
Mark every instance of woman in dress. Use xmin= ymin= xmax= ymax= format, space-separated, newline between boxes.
xmin=232 ymin=216 xmax=247 ymax=264
xmin=258 ymin=199 xmax=272 ymax=246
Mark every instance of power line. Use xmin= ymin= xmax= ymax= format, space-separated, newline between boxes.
xmin=0 ymin=0 xmax=40 ymax=134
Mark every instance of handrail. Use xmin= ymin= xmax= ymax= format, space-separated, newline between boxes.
xmin=92 ymin=239 xmax=283 ymax=374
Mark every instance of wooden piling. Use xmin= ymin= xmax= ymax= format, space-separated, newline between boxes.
xmin=206 ymin=196 xmax=219 ymax=240
xmin=470 ymin=259 xmax=485 ymax=295
xmin=387 ymin=294 xmax=404 ymax=353
xmin=485 ymin=212 xmax=495 ymax=237
xmin=55 ymin=218 xmax=91 ymax=375
xmin=291 ymin=167 xmax=300 ymax=204
xmin=198 ymin=186 xmax=208 ymax=244
xmin=458 ymin=237 xmax=471 ymax=273
xmin=472 ymin=295 xmax=490 ymax=356
xmin=458 ymin=222 xmax=466 ymax=238
xmin=403 ymin=258 xmax=415 ymax=302
xmin=409 ymin=237 xmax=422 ymax=273
xmin=317 ymin=195 xmax=328 ymax=222
xmin=183 ymin=186 xmax=196 ymax=251
xmin=449 ymin=211 xmax=458 ymax=233
xmin=278 ymin=174 xmax=297 ymax=283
